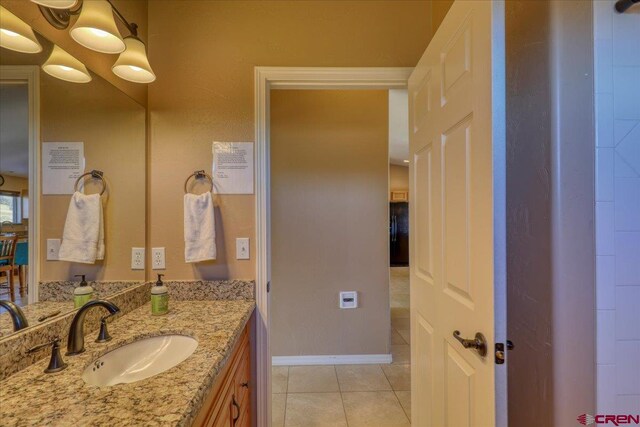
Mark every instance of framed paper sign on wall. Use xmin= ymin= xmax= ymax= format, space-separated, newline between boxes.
xmin=211 ymin=142 xmax=254 ymax=195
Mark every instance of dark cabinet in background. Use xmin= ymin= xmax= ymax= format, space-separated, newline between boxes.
xmin=390 ymin=202 xmax=409 ymax=266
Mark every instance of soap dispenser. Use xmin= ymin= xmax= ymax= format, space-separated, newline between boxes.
xmin=73 ymin=275 xmax=94 ymax=308
xmin=151 ymin=274 xmax=169 ymax=315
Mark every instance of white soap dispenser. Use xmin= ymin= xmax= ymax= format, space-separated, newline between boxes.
xmin=73 ymin=275 xmax=94 ymax=308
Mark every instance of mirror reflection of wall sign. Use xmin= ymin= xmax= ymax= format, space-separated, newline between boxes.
xmin=212 ymin=142 xmax=254 ymax=194
xmin=42 ymin=142 xmax=85 ymax=195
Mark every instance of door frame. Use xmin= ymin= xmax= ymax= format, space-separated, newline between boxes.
xmin=0 ymin=65 xmax=41 ymax=304
xmin=254 ymin=66 xmax=412 ymax=426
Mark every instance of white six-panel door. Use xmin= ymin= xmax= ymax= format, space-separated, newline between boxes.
xmin=409 ymin=1 xmax=507 ymax=426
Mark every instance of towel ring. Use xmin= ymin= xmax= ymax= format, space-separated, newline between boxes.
xmin=74 ymin=170 xmax=106 ymax=196
xmin=184 ymin=170 xmax=214 ymax=194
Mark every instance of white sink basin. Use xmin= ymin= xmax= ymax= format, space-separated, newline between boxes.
xmin=82 ymin=334 xmax=198 ymax=387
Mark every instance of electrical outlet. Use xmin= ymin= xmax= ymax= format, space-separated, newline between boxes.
xmin=152 ymin=247 xmax=166 ymax=270
xmin=236 ymin=238 xmax=250 ymax=260
xmin=131 ymin=247 xmax=145 ymax=270
xmin=46 ymin=239 xmax=61 ymax=260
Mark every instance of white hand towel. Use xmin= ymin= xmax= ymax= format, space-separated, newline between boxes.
xmin=96 ymin=201 xmax=105 ymax=260
xmin=58 ymin=192 xmax=103 ymax=264
xmin=184 ymin=192 xmax=216 ymax=263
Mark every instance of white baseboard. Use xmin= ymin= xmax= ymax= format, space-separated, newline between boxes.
xmin=272 ymin=354 xmax=392 ymax=366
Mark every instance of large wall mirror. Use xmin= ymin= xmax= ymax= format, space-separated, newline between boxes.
xmin=0 ymin=26 xmax=146 ymax=337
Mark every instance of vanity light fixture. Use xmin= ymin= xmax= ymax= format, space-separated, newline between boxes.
xmin=70 ymin=0 xmax=124 ymax=54
xmin=0 ymin=6 xmax=43 ymax=53
xmin=42 ymin=44 xmax=92 ymax=83
xmin=112 ymin=35 xmax=155 ymax=83
xmin=403 ymin=160 xmax=410 ymax=163
xmin=34 ymin=0 xmax=155 ymax=84
xmin=31 ymin=0 xmax=79 ymax=9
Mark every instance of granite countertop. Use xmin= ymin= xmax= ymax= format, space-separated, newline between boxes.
xmin=0 ymin=301 xmax=73 ymax=337
xmin=0 ymin=300 xmax=255 ymax=426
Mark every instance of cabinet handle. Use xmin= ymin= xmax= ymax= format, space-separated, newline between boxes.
xmin=241 ymin=381 xmax=249 ymax=388
xmin=232 ymin=394 xmax=240 ymax=424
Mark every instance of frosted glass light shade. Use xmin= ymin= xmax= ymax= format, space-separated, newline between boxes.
xmin=30 ymin=0 xmax=79 ymax=9
xmin=70 ymin=0 xmax=124 ymax=54
xmin=112 ymin=37 xmax=155 ymax=83
xmin=42 ymin=45 xmax=92 ymax=83
xmin=0 ymin=6 xmax=42 ymax=53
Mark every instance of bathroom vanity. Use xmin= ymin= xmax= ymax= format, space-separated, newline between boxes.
xmin=0 ymin=295 xmax=255 ymax=426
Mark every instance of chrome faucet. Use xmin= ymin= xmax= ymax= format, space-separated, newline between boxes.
xmin=0 ymin=300 xmax=29 ymax=332
xmin=66 ymin=300 xmax=120 ymax=356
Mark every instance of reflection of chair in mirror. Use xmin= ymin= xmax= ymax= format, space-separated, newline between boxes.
xmin=0 ymin=235 xmax=18 ymax=301
xmin=14 ymin=239 xmax=28 ymax=296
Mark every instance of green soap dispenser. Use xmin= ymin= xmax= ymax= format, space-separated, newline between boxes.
xmin=151 ymin=274 xmax=169 ymax=315
xmin=73 ymin=275 xmax=94 ymax=308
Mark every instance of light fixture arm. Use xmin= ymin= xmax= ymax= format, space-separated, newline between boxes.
xmin=615 ymin=0 xmax=639 ymax=12
xmin=36 ymin=2 xmax=81 ymax=30
xmin=105 ymin=0 xmax=137 ymax=37
xmin=37 ymin=0 xmax=140 ymax=39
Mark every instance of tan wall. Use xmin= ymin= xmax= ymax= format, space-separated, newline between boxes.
xmin=505 ymin=2 xmax=553 ymax=424
xmin=389 ymin=164 xmax=409 ymax=197
xmin=0 ymin=175 xmax=27 ymax=193
xmin=40 ymin=72 xmax=146 ymax=281
xmin=430 ymin=0 xmax=454 ymax=32
xmin=506 ymin=1 xmax=595 ymax=425
xmin=270 ymin=90 xmax=389 ymax=356
xmin=148 ymin=0 xmax=432 ymax=281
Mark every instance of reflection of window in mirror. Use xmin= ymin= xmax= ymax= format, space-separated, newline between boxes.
xmin=0 ymin=191 xmax=21 ymax=223
xmin=0 ymin=76 xmax=33 ymax=307
xmin=21 ymin=189 xmax=28 ymax=219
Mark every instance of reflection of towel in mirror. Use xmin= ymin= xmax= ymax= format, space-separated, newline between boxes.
xmin=184 ymin=192 xmax=216 ymax=263
xmin=58 ymin=192 xmax=104 ymax=264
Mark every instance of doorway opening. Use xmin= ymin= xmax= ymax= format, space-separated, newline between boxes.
xmin=252 ymin=67 xmax=413 ymax=426
xmin=269 ymin=88 xmax=411 ymax=426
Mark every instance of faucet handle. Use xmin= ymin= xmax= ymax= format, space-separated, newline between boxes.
xmin=28 ymin=337 xmax=68 ymax=374
xmin=95 ymin=313 xmax=116 ymax=343
xmin=28 ymin=336 xmax=61 ymax=353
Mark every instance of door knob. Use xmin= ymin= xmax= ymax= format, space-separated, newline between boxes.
xmin=452 ymin=330 xmax=488 ymax=357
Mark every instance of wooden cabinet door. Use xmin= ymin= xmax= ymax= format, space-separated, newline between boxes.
xmin=194 ymin=326 xmax=251 ymax=427
xmin=212 ymin=391 xmax=233 ymax=427
xmin=234 ymin=345 xmax=250 ymax=408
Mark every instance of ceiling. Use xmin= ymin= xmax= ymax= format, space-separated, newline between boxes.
xmin=388 ymin=89 xmax=409 ymax=166
xmin=0 ymin=83 xmax=29 ymax=178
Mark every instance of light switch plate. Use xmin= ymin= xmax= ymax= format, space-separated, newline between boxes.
xmin=46 ymin=239 xmax=61 ymax=260
xmin=131 ymin=247 xmax=145 ymax=270
xmin=152 ymin=247 xmax=166 ymax=270
xmin=236 ymin=238 xmax=250 ymax=260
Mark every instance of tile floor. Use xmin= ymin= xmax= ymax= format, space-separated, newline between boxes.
xmin=272 ymin=267 xmax=411 ymax=427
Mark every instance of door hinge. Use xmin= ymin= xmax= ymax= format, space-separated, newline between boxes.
xmin=267 ymin=281 xmax=271 ymax=293
xmin=495 ymin=340 xmax=514 ymax=365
